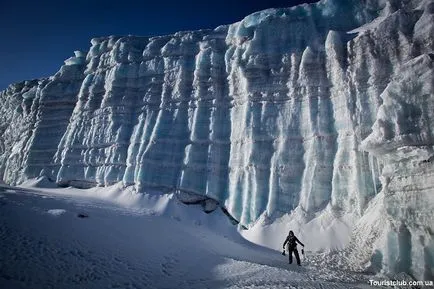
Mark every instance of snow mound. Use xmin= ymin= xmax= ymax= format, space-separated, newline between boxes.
xmin=47 ymin=209 xmax=66 ymax=216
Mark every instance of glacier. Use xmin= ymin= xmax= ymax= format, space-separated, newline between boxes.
xmin=0 ymin=0 xmax=433 ymax=281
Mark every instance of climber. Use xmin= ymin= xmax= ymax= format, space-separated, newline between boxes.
xmin=282 ymin=230 xmax=304 ymax=266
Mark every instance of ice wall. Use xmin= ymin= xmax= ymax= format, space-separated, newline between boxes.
xmin=0 ymin=79 xmax=41 ymax=182
xmin=0 ymin=0 xmax=433 ymax=280
xmin=360 ymin=54 xmax=434 ymax=281
xmin=0 ymin=51 xmax=86 ymax=184
xmin=49 ymin=0 xmax=386 ymax=224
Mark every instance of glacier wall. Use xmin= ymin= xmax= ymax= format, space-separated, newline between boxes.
xmin=360 ymin=54 xmax=434 ymax=280
xmin=52 ymin=0 xmax=386 ymax=225
xmin=0 ymin=51 xmax=86 ymax=184
xmin=0 ymin=0 xmax=433 ymax=280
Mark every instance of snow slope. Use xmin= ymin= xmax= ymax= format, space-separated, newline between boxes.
xmin=0 ymin=0 xmax=433 ymax=281
xmin=0 ymin=183 xmax=380 ymax=289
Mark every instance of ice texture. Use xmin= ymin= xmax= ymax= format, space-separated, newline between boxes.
xmin=359 ymin=54 xmax=434 ymax=280
xmin=0 ymin=0 xmax=433 ymax=280
xmin=0 ymin=52 xmax=86 ymax=184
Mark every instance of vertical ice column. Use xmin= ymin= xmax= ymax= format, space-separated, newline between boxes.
xmin=225 ymin=17 xmax=311 ymax=223
xmin=205 ymin=32 xmax=232 ymax=201
xmin=134 ymin=33 xmax=200 ymax=191
xmin=225 ymin=43 xmax=252 ymax=223
xmin=345 ymin=8 xmax=420 ymax=207
xmin=25 ymin=54 xmax=86 ymax=182
xmin=179 ymin=33 xmax=230 ymax=201
xmin=56 ymin=38 xmax=113 ymax=186
xmin=325 ymin=30 xmax=382 ymax=215
xmin=55 ymin=71 xmax=107 ymax=185
xmin=178 ymin=41 xmax=213 ymax=194
xmin=298 ymin=46 xmax=337 ymax=213
xmin=267 ymin=53 xmax=305 ymax=216
xmin=56 ymin=37 xmax=146 ymax=187
xmin=325 ymin=30 xmax=364 ymax=214
xmin=123 ymin=36 xmax=169 ymax=187
xmin=223 ymin=23 xmax=268 ymax=224
xmin=0 ymin=80 xmax=41 ymax=184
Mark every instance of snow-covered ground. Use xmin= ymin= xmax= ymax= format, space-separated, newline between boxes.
xmin=0 ymin=180 xmax=379 ymax=289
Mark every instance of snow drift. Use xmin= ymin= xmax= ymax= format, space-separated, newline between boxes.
xmin=0 ymin=0 xmax=433 ymax=280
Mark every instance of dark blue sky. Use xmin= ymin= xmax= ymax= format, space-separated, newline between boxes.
xmin=0 ymin=0 xmax=318 ymax=90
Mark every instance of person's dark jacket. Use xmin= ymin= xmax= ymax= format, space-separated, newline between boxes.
xmin=283 ymin=234 xmax=304 ymax=250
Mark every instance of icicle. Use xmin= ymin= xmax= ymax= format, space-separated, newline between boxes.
xmin=369 ymin=154 xmax=378 ymax=195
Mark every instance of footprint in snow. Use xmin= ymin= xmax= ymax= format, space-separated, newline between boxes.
xmin=161 ymin=256 xmax=180 ymax=277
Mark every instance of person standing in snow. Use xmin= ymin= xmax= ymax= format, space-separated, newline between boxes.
xmin=282 ymin=230 xmax=304 ymax=266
